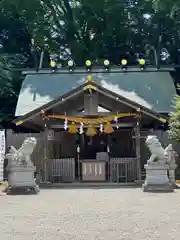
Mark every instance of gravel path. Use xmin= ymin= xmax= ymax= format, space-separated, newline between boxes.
xmin=0 ymin=188 xmax=180 ymax=240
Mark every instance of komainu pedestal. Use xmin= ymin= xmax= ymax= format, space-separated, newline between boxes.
xmin=7 ymin=165 xmax=39 ymax=194
xmin=142 ymin=163 xmax=173 ymax=192
xmin=142 ymin=135 xmax=173 ymax=192
xmin=6 ymin=137 xmax=40 ymax=195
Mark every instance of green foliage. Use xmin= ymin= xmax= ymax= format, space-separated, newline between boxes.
xmin=0 ymin=54 xmax=23 ymax=124
xmin=0 ymin=0 xmax=180 ymax=65
xmin=169 ymin=95 xmax=180 ymax=141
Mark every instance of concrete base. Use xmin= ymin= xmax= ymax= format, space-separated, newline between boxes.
xmin=142 ymin=183 xmax=173 ymax=192
xmin=8 ymin=165 xmax=37 ymax=188
xmin=142 ymin=163 xmax=173 ymax=192
xmin=7 ymin=185 xmax=40 ymax=195
xmin=39 ymin=182 xmax=140 ymax=189
xmin=172 ymin=183 xmax=180 ymax=189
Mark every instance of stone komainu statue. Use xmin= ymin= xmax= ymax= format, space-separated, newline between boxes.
xmin=145 ymin=135 xmax=167 ymax=164
xmin=143 ymin=135 xmax=177 ymax=192
xmin=6 ymin=137 xmax=37 ymax=167
xmin=5 ymin=137 xmax=39 ymax=194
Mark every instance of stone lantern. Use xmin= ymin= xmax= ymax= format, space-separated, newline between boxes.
xmin=165 ymin=144 xmax=178 ymax=188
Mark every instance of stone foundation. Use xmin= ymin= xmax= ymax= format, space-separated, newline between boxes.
xmin=142 ymin=163 xmax=173 ymax=192
xmin=7 ymin=165 xmax=40 ymax=195
xmin=7 ymin=185 xmax=40 ymax=195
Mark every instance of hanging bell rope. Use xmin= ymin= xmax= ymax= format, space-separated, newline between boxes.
xmin=86 ymin=125 xmax=97 ymax=136
xmin=68 ymin=122 xmax=78 ymax=134
xmin=104 ymin=122 xmax=114 ymax=134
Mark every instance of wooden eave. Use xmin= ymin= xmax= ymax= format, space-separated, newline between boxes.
xmin=13 ymin=81 xmax=89 ymax=126
xmin=13 ymin=81 xmax=168 ymax=128
xmin=21 ymin=66 xmax=175 ymax=75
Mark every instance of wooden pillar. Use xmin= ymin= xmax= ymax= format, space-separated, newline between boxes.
xmin=77 ymin=142 xmax=80 ymax=181
xmin=107 ymin=134 xmax=111 ymax=181
xmin=134 ymin=121 xmax=141 ymax=182
xmin=47 ymin=129 xmax=55 ymax=159
xmin=80 ymin=133 xmax=85 ymax=159
xmin=44 ymin=127 xmax=55 ymax=182
xmin=43 ymin=127 xmax=48 ymax=181
xmin=84 ymin=91 xmax=98 ymax=115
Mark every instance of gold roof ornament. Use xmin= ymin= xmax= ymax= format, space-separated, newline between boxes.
xmin=15 ymin=120 xmax=24 ymax=126
xmin=87 ymin=75 xmax=93 ymax=82
xmin=84 ymin=75 xmax=96 ymax=90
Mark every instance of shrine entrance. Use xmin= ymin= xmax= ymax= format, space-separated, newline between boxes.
xmin=77 ymin=133 xmax=109 ymax=182
xmin=80 ymin=133 xmax=108 ymax=160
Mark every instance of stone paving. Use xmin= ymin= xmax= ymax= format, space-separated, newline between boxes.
xmin=0 ymin=188 xmax=180 ymax=240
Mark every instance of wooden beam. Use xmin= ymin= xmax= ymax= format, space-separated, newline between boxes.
xmin=76 ymin=112 xmax=113 ymax=116
xmin=132 ymin=135 xmax=146 ymax=139
xmin=20 ymin=121 xmax=43 ymax=131
xmin=50 ymin=123 xmax=134 ymax=129
xmin=51 ymin=97 xmax=84 ymax=114
xmin=13 ymin=87 xmax=85 ymax=125
xmin=98 ymin=94 xmax=133 ymax=112
xmin=97 ymin=88 xmax=164 ymax=122
xmin=84 ymin=91 xmax=98 ymax=115
xmin=21 ymin=66 xmax=175 ymax=75
xmin=134 ymin=122 xmax=141 ymax=181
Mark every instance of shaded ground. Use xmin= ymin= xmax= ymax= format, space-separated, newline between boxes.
xmin=0 ymin=188 xmax=180 ymax=240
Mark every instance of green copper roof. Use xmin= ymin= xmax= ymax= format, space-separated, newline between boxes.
xmin=15 ymin=71 xmax=176 ymax=116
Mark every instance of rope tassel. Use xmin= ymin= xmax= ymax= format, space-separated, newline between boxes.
xmin=68 ymin=122 xmax=78 ymax=134
xmin=104 ymin=122 xmax=114 ymax=134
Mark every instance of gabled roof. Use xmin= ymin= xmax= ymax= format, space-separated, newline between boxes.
xmin=15 ymin=71 xmax=176 ymax=116
xmin=13 ymin=80 xmax=168 ymax=126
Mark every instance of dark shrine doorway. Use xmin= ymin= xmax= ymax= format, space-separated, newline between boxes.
xmin=80 ymin=133 xmax=108 ymax=159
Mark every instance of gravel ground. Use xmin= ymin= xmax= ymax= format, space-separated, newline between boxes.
xmin=0 ymin=188 xmax=180 ymax=240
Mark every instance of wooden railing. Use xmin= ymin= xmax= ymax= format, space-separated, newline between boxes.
xmin=110 ymin=158 xmax=137 ymax=183
xmin=44 ymin=157 xmax=138 ymax=184
xmin=45 ymin=158 xmax=75 ymax=183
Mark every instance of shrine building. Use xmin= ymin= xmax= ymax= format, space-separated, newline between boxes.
xmin=12 ymin=67 xmax=177 ymax=183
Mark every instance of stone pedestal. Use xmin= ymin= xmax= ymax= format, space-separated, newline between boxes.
xmin=7 ymin=165 xmax=39 ymax=194
xmin=142 ymin=163 xmax=173 ymax=192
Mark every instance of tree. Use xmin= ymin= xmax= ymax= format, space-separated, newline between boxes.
xmin=1 ymin=0 xmax=180 ymax=126
xmin=1 ymin=0 xmax=180 ymax=66
xmin=0 ymin=54 xmax=23 ymax=126
xmin=152 ymin=0 xmax=180 ymax=64
xmin=169 ymin=95 xmax=180 ymax=141
xmin=0 ymin=2 xmax=39 ymax=126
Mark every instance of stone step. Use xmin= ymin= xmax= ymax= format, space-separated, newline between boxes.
xmin=39 ymin=182 xmax=141 ymax=189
